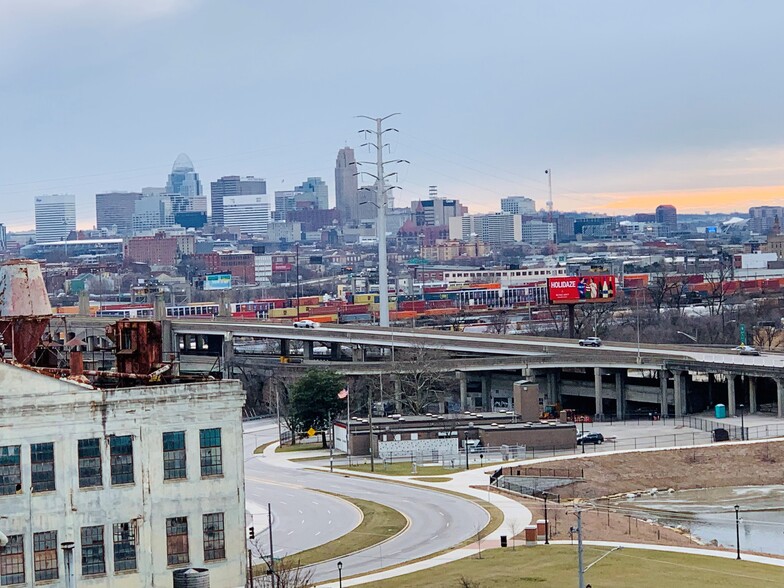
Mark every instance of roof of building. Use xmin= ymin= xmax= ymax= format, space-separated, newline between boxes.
xmin=172 ymin=153 xmax=194 ymax=172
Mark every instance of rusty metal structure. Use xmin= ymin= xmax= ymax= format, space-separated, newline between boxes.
xmin=0 ymin=259 xmax=53 ymax=364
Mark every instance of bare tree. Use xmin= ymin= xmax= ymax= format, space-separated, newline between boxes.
xmin=249 ymin=537 xmax=314 ymax=587
xmin=392 ymin=344 xmax=457 ymax=414
xmin=458 ymin=577 xmax=482 ymax=588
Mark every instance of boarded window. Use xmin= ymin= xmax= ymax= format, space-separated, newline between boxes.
xmin=34 ymin=531 xmax=58 ymax=581
xmin=166 ymin=517 xmax=189 ymax=565
xmin=0 ymin=534 xmax=25 ymax=585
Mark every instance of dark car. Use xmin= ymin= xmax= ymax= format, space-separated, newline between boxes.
xmin=577 ymin=432 xmax=604 ymax=445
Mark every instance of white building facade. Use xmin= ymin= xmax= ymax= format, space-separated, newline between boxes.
xmin=449 ymin=213 xmax=522 ymax=244
xmin=34 ymin=194 xmax=77 ymax=243
xmin=224 ymin=194 xmax=271 ymax=236
xmin=500 ymin=196 xmax=536 ymax=215
xmin=0 ymin=364 xmax=247 ymax=587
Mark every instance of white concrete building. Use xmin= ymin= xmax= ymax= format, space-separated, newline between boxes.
xmin=223 ymin=194 xmax=271 ymax=236
xmin=449 ymin=213 xmax=523 ymax=244
xmin=34 ymin=194 xmax=76 ymax=243
xmin=520 ymin=219 xmax=556 ymax=244
xmin=500 ymin=196 xmax=536 ymax=215
xmin=0 ymin=363 xmax=246 ymax=587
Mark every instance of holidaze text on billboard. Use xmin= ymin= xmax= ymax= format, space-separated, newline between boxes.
xmin=547 ymin=275 xmax=616 ymax=304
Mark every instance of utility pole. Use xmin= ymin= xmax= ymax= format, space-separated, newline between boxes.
xmin=576 ymin=508 xmax=585 ymax=588
xmin=545 ymin=169 xmax=554 ymax=221
xmin=295 ymin=243 xmax=301 ymax=322
xmin=268 ymin=503 xmax=275 ymax=588
xmin=356 ymin=114 xmax=407 ymax=327
xmin=368 ymin=383 xmax=375 ymax=472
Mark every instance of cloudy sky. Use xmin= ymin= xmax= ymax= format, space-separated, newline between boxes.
xmin=1 ymin=0 xmax=782 ymax=230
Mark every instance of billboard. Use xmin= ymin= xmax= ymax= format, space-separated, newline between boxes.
xmin=272 ymin=262 xmax=292 ymax=272
xmin=547 ymin=275 xmax=616 ymax=304
xmin=204 ymin=273 xmax=232 ymax=291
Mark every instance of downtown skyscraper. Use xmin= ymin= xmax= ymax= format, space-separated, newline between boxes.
xmin=335 ymin=147 xmax=359 ymax=224
xmin=35 ymin=194 xmax=76 ymax=243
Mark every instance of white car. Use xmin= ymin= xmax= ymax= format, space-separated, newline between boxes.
xmin=293 ymin=319 xmax=319 ymax=329
xmin=732 ymin=345 xmax=760 ymax=356
xmin=578 ymin=336 xmax=602 ymax=347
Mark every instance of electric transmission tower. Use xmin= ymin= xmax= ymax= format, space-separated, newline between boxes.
xmin=355 ymin=113 xmax=408 ymax=327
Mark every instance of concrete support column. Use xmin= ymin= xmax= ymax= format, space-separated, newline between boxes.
xmin=481 ymin=374 xmax=491 ymax=411
xmin=303 ymin=341 xmax=314 ymax=361
xmin=614 ymin=370 xmax=626 ymax=420
xmin=279 ymin=338 xmax=290 ymax=358
xmin=749 ymin=376 xmax=758 ymax=414
xmin=330 ymin=342 xmax=340 ymax=360
xmin=673 ymin=370 xmax=686 ymax=417
xmin=777 ymin=379 xmax=784 ymax=418
xmin=393 ymin=375 xmax=402 ymax=412
xmin=659 ymin=370 xmax=668 ymax=416
xmin=351 ymin=345 xmax=364 ymax=362
xmin=727 ymin=375 xmax=736 ymax=417
xmin=457 ymin=371 xmax=468 ymax=411
xmin=594 ymin=367 xmax=603 ymax=417
xmin=222 ymin=333 xmax=234 ymax=379
xmin=546 ymin=370 xmax=561 ymax=406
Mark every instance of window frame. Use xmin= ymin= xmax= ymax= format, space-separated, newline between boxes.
xmin=202 ymin=513 xmax=226 ymax=561
xmin=33 ymin=530 xmax=59 ymax=582
xmin=30 ymin=442 xmax=56 ymax=493
xmin=78 ymin=438 xmax=103 ymax=488
xmin=0 ymin=445 xmax=21 ymax=496
xmin=109 ymin=435 xmax=134 ymax=485
xmin=162 ymin=431 xmax=187 ymax=481
xmin=199 ymin=428 xmax=223 ymax=477
xmin=0 ymin=534 xmax=25 ymax=586
xmin=81 ymin=525 xmax=106 ymax=576
xmin=165 ymin=517 xmax=190 ymax=566
xmin=112 ymin=522 xmax=137 ymax=573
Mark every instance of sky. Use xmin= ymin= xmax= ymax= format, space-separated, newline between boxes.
xmin=1 ymin=0 xmax=783 ymax=230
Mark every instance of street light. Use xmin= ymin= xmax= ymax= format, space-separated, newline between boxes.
xmin=734 ymin=505 xmax=741 ymax=560
xmin=543 ymin=493 xmax=550 ymax=545
xmin=676 ymin=331 xmax=698 ymax=344
xmin=337 ymin=561 xmax=343 ymax=587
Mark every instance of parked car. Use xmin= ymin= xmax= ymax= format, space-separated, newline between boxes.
xmin=576 ymin=432 xmax=604 ymax=445
xmin=578 ymin=336 xmax=602 ymax=347
xmin=293 ymin=319 xmax=319 ymax=329
xmin=732 ymin=345 xmax=760 ymax=356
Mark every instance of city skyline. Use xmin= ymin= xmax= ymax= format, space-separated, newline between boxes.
xmin=1 ymin=1 xmax=783 ymax=230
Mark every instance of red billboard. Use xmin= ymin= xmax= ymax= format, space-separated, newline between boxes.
xmin=547 ymin=275 xmax=616 ymax=304
xmin=272 ymin=263 xmax=292 ymax=272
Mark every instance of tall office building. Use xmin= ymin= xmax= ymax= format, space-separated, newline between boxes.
xmin=293 ymin=177 xmax=329 ymax=210
xmin=95 ymin=191 xmax=142 ymax=235
xmin=210 ymin=175 xmax=267 ymax=227
xmin=166 ymin=153 xmax=202 ymax=198
xmin=501 ymin=196 xmax=536 ymax=215
xmin=335 ymin=147 xmax=359 ymax=224
xmin=223 ymin=195 xmax=271 ymax=236
xmin=749 ymin=206 xmax=784 ymax=235
xmin=655 ymin=204 xmax=678 ymax=230
xmin=273 ymin=190 xmax=296 ymax=221
xmin=411 ymin=196 xmax=464 ymax=226
xmin=35 ymin=194 xmax=76 ymax=243
xmin=132 ymin=194 xmax=175 ymax=234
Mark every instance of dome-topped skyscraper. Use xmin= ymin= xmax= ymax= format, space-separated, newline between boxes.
xmin=166 ymin=153 xmax=202 ymax=198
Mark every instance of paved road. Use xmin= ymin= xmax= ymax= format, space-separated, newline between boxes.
xmin=243 ymin=420 xmax=489 ymax=583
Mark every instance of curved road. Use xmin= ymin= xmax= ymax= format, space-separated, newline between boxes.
xmin=243 ymin=420 xmax=489 ymax=583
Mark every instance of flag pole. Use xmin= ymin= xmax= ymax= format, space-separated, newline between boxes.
xmin=346 ymin=385 xmax=351 ymax=464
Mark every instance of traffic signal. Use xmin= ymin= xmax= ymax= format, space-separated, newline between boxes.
xmin=248 ymin=526 xmax=255 ymax=540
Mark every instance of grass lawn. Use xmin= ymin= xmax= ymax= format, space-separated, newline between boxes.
xmin=280 ymin=495 xmax=407 ymax=568
xmin=410 ymin=476 xmax=452 ymax=483
xmin=253 ymin=440 xmax=276 ymax=454
xmin=342 ymin=461 xmax=502 ymax=476
xmin=274 ymin=442 xmax=327 ymax=453
xmin=365 ymin=545 xmax=784 ymax=588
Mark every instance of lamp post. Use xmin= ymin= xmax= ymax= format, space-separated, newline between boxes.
xmin=580 ymin=419 xmax=585 ymax=454
xmin=465 ymin=429 xmax=470 ymax=470
xmin=543 ymin=493 xmax=550 ymax=544
xmin=739 ymin=404 xmax=745 ymax=441
xmin=337 ymin=561 xmax=343 ymax=587
xmin=734 ymin=505 xmax=741 ymax=560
